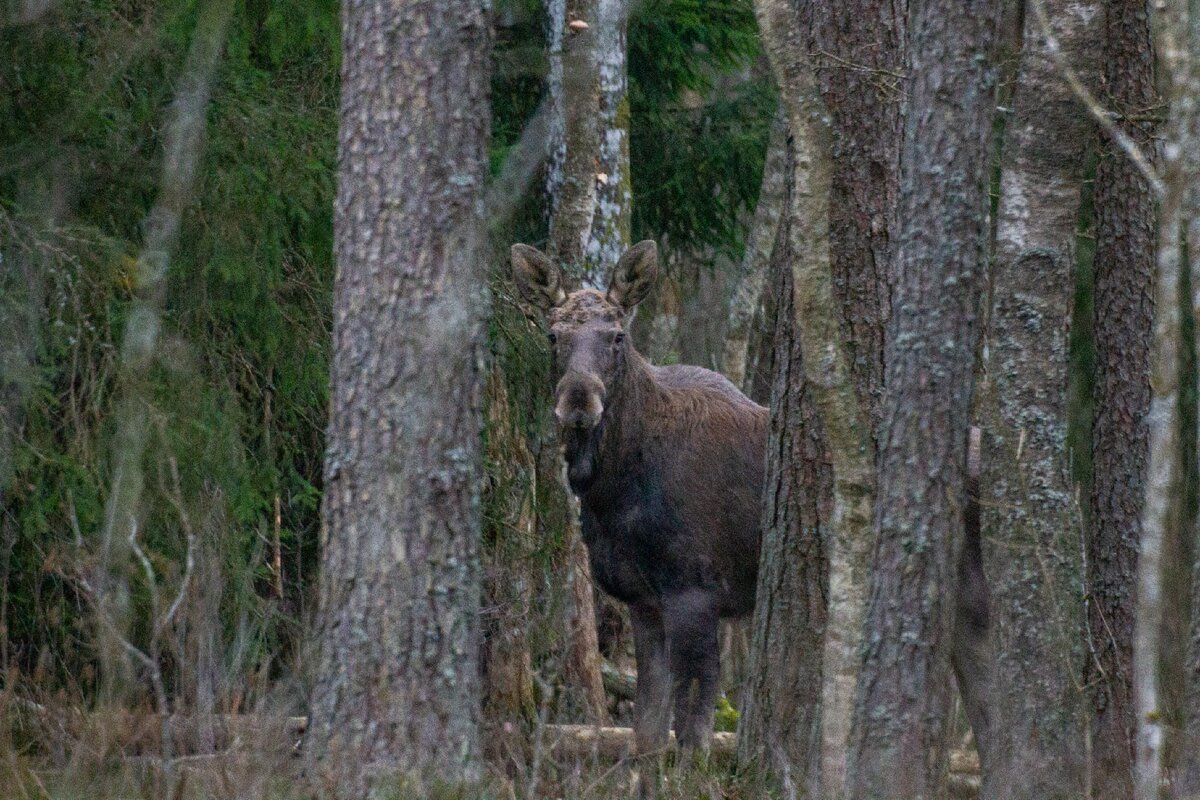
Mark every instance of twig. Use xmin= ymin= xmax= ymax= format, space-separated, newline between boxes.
xmin=1030 ymin=0 xmax=1164 ymax=196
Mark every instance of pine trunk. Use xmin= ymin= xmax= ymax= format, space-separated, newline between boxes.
xmin=736 ymin=200 xmax=833 ymax=787
xmin=848 ymin=0 xmax=998 ymax=796
xmin=305 ymin=1 xmax=490 ymax=793
xmin=1088 ymin=2 xmax=1158 ymax=796
xmin=740 ymin=0 xmax=903 ymax=789
xmin=976 ymin=2 xmax=1099 ymax=796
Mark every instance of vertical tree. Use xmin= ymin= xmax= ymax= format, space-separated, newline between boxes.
xmin=740 ymin=0 xmax=903 ymax=791
xmin=737 ymin=137 xmax=833 ymax=788
xmin=1088 ymin=2 xmax=1158 ymax=796
xmin=584 ymin=0 xmax=632 ymax=282
xmin=305 ymin=1 xmax=491 ymax=793
xmin=1133 ymin=1 xmax=1198 ymax=795
xmin=848 ymin=0 xmax=998 ymax=796
xmin=722 ymin=111 xmax=788 ymax=390
xmin=544 ymin=0 xmax=610 ymax=723
xmin=976 ymin=1 xmax=1099 ymax=795
xmin=93 ymin=0 xmax=234 ymax=703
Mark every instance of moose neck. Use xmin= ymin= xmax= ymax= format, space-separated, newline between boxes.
xmin=562 ymin=348 xmax=658 ymax=496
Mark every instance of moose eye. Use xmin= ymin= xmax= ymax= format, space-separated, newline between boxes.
xmin=548 ymin=332 xmax=557 ymax=345
xmin=613 ymin=331 xmax=626 ymax=345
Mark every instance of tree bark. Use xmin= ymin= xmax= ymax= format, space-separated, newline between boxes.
xmin=544 ymin=0 xmax=611 ymax=726
xmin=976 ymin=2 xmax=1099 ymax=796
xmin=751 ymin=2 xmax=878 ymax=795
xmin=547 ymin=0 xmax=600 ymax=281
xmin=1186 ymin=109 xmax=1200 ymax=791
xmin=481 ymin=369 xmax=537 ymax=732
xmin=740 ymin=0 xmax=905 ymax=792
xmin=583 ymin=0 xmax=631 ymax=288
xmin=722 ymin=111 xmax=789 ymax=389
xmin=848 ymin=0 xmax=999 ymax=796
xmin=305 ymin=1 xmax=490 ymax=793
xmin=1087 ymin=2 xmax=1158 ymax=796
xmin=736 ymin=200 xmax=833 ymax=790
xmin=1133 ymin=4 xmax=1197 ymax=797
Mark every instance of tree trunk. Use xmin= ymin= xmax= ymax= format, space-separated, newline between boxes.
xmin=1133 ymin=4 xmax=1198 ymax=796
xmin=976 ymin=2 xmax=1099 ymax=796
xmin=548 ymin=0 xmax=600 ymax=281
xmin=481 ymin=369 xmax=537 ymax=734
xmin=848 ymin=0 xmax=999 ymax=796
xmin=544 ymin=0 xmax=610 ymax=726
xmin=736 ymin=199 xmax=833 ymax=789
xmin=805 ymin=0 xmax=906 ymax=436
xmin=722 ymin=111 xmax=789 ymax=389
xmin=1087 ymin=2 xmax=1158 ymax=796
xmin=740 ymin=0 xmax=904 ymax=791
xmin=751 ymin=1 xmax=878 ymax=794
xmin=1186 ymin=121 xmax=1200 ymax=793
xmin=583 ymin=0 xmax=631 ymax=288
xmin=305 ymin=1 xmax=490 ymax=793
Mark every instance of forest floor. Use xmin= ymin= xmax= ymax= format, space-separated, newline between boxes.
xmin=0 ymin=703 xmax=982 ymax=800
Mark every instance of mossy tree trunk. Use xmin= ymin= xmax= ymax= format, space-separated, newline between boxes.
xmin=975 ymin=1 xmax=1100 ymax=796
xmin=305 ymin=0 xmax=491 ymax=793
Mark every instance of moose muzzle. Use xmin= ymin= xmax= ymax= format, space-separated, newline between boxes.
xmin=554 ymin=372 xmax=606 ymax=430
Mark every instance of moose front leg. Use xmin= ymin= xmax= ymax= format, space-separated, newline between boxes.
xmin=663 ymin=588 xmax=720 ymax=755
xmin=630 ymin=603 xmax=671 ymax=800
xmin=630 ymin=603 xmax=671 ymax=754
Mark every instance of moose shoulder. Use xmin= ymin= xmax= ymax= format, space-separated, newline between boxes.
xmin=511 ymin=240 xmax=767 ymax=756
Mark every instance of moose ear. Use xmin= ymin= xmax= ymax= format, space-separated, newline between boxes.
xmin=607 ymin=240 xmax=658 ymax=311
xmin=511 ymin=244 xmax=566 ymax=312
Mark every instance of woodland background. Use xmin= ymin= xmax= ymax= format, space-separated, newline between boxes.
xmin=2 ymin=0 xmax=1199 ymax=798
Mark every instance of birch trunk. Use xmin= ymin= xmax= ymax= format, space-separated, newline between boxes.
xmin=305 ymin=0 xmax=490 ymax=792
xmin=976 ymin=2 xmax=1099 ymax=796
xmin=583 ymin=0 xmax=630 ymax=288
xmin=848 ymin=0 xmax=999 ymax=795
xmin=544 ymin=0 xmax=610 ymax=725
xmin=1133 ymin=4 xmax=1197 ymax=797
xmin=1088 ymin=2 xmax=1159 ymax=796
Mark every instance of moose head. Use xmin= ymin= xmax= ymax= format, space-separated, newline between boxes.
xmin=510 ymin=241 xmax=658 ymax=436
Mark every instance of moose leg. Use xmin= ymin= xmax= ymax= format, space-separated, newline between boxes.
xmin=630 ymin=603 xmax=670 ymax=800
xmin=663 ymin=588 xmax=720 ymax=755
xmin=631 ymin=603 xmax=671 ymax=753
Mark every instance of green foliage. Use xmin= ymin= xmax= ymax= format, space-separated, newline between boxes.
xmin=1 ymin=0 xmax=337 ymax=690
xmin=713 ymin=694 xmax=739 ymax=732
xmin=628 ymin=0 xmax=774 ymax=258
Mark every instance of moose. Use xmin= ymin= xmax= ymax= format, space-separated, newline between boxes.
xmin=511 ymin=239 xmax=768 ymax=758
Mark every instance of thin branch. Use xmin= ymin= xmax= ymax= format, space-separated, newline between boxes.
xmin=1030 ymin=0 xmax=1164 ymax=196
